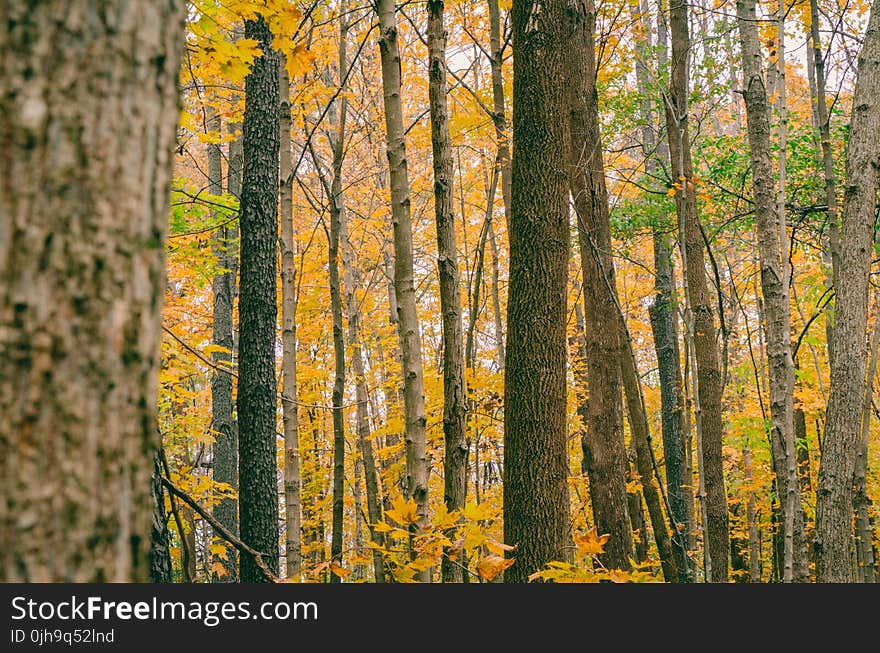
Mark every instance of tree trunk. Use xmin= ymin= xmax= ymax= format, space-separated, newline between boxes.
xmin=150 ymin=452 xmax=174 ymax=583
xmin=565 ymin=0 xmax=633 ymax=572
xmin=279 ymin=60 xmax=302 ymax=581
xmin=855 ymin=294 xmax=880 ymax=582
xmin=343 ymin=217 xmax=385 ymax=584
xmin=326 ymin=38 xmax=349 ymax=582
xmin=237 ymin=15 xmax=280 ymax=583
xmin=808 ymin=0 xmax=841 ymax=358
xmin=638 ymin=0 xmax=692 ymax=582
xmin=427 ymin=0 xmax=468 ymax=584
xmin=376 ymin=0 xmax=430 ymax=576
xmin=665 ymin=0 xmax=729 ymax=581
xmin=0 ymin=0 xmax=183 ymax=582
xmin=207 ymin=105 xmax=239 ymax=583
xmin=816 ymin=0 xmax=880 ymax=582
xmin=487 ymin=0 xmax=511 ymax=222
xmin=735 ymin=0 xmax=808 ymax=582
xmin=620 ymin=338 xmax=679 ymax=582
xmin=503 ymin=0 xmax=572 ymax=583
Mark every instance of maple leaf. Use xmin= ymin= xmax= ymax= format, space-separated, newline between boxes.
xmin=574 ymin=527 xmax=610 ymax=556
xmin=476 ymin=555 xmax=515 ymax=581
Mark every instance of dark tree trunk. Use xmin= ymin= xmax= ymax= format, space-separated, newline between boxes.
xmin=237 ymin=15 xmax=280 ymax=583
xmin=427 ymin=0 xmax=468 ymax=583
xmin=0 ymin=0 xmax=183 ymax=582
xmin=503 ymin=0 xmax=572 ymax=583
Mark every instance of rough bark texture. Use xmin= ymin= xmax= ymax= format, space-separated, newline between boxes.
xmin=503 ymin=0 xmax=572 ymax=583
xmin=207 ymin=108 xmax=238 ymax=582
xmin=0 ymin=0 xmax=183 ymax=582
xmin=855 ymin=298 xmax=880 ymax=582
xmin=566 ymin=0 xmax=632 ymax=571
xmin=376 ymin=0 xmax=430 ymax=570
xmin=638 ymin=0 xmax=691 ymax=582
xmin=816 ymin=0 xmax=880 ymax=582
xmin=621 ymin=341 xmax=678 ymax=582
xmin=214 ymin=120 xmax=242 ymax=581
xmin=665 ymin=0 xmax=729 ymax=581
xmin=427 ymin=0 xmax=468 ymax=584
xmin=735 ymin=0 xmax=808 ymax=582
xmin=150 ymin=452 xmax=174 ymax=583
xmin=279 ymin=61 xmax=302 ymax=581
xmin=237 ymin=15 xmax=280 ymax=583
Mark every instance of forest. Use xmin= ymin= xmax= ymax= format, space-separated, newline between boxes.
xmin=2 ymin=0 xmax=879 ymax=585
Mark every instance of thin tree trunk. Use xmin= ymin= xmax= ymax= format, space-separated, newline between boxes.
xmin=427 ymin=0 xmax=468 ymax=584
xmin=207 ymin=105 xmax=239 ymax=582
xmin=503 ymin=0 xmax=572 ymax=583
xmin=487 ymin=0 xmax=511 ymax=222
xmin=488 ymin=225 xmax=505 ymax=370
xmin=566 ymin=0 xmax=633 ymax=572
xmin=808 ymin=0 xmax=841 ymax=356
xmin=735 ymin=0 xmax=808 ymax=582
xmin=326 ymin=42 xmax=349 ymax=582
xmin=0 ymin=1 xmax=183 ymax=582
xmin=639 ymin=0 xmax=692 ymax=582
xmin=620 ymin=338 xmax=679 ymax=581
xmin=237 ymin=15 xmax=280 ymax=583
xmin=279 ymin=60 xmax=302 ymax=581
xmin=816 ymin=0 xmax=880 ymax=582
xmin=665 ymin=0 xmax=729 ymax=581
xmin=376 ymin=0 xmax=430 ymax=577
xmin=744 ymin=444 xmax=762 ymax=581
xmin=343 ymin=220 xmax=385 ymax=583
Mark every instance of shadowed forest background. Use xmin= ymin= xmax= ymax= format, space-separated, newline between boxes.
xmin=2 ymin=0 xmax=880 ymax=584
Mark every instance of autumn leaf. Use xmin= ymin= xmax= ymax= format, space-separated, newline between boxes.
xmin=574 ymin=527 xmax=610 ymax=556
xmin=476 ymin=555 xmax=515 ymax=581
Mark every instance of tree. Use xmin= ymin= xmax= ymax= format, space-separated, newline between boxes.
xmin=736 ymin=0 xmax=808 ymax=582
xmin=816 ymin=0 xmax=880 ymax=582
xmin=427 ymin=0 xmax=469 ymax=583
xmin=279 ymin=58 xmax=302 ymax=581
xmin=0 ymin=0 xmax=184 ymax=581
xmin=565 ymin=0 xmax=633 ymax=572
xmin=664 ymin=0 xmax=729 ymax=581
xmin=375 ymin=0 xmax=430 ymax=575
xmin=237 ymin=14 xmax=280 ymax=583
xmin=503 ymin=0 xmax=572 ymax=583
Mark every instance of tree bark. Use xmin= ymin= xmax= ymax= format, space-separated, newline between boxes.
xmin=0 ymin=0 xmax=183 ymax=582
xmin=237 ymin=15 xmax=280 ymax=583
xmin=735 ymin=0 xmax=808 ymax=582
xmin=427 ymin=0 xmax=468 ymax=583
xmin=503 ymin=0 xmax=572 ymax=583
xmin=665 ymin=0 xmax=729 ymax=581
xmin=279 ymin=60 xmax=302 ymax=581
xmin=325 ymin=33 xmax=349 ymax=582
xmin=816 ymin=0 xmax=880 ymax=582
xmin=487 ymin=0 xmax=511 ymax=222
xmin=565 ymin=0 xmax=633 ymax=572
xmin=638 ymin=0 xmax=692 ymax=582
xmin=375 ymin=0 xmax=430 ymax=575
xmin=855 ymin=294 xmax=880 ymax=582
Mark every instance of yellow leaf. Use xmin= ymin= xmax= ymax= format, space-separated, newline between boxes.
xmin=574 ymin=527 xmax=610 ymax=556
xmin=329 ymin=562 xmax=351 ymax=579
xmin=477 ymin=555 xmax=515 ymax=581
